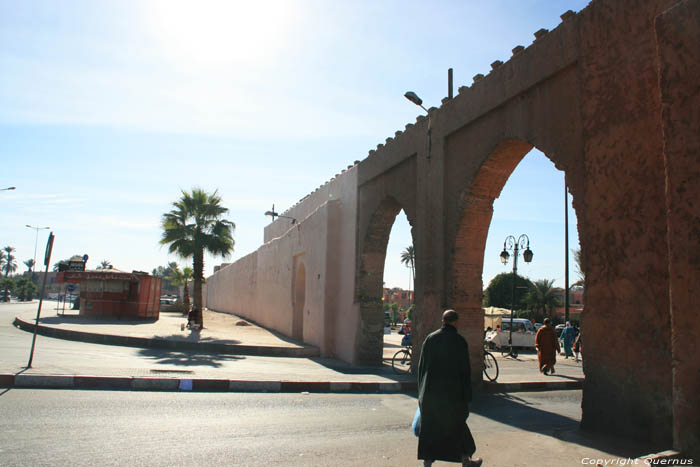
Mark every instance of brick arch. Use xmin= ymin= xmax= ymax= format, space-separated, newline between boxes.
xmin=355 ymin=195 xmax=415 ymax=365
xmin=447 ymin=138 xmax=584 ymax=383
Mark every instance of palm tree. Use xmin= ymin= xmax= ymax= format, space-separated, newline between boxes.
xmin=98 ymin=260 xmax=112 ymax=270
xmin=24 ymin=259 xmax=35 ymax=273
xmin=160 ymin=188 xmax=235 ymax=327
xmin=3 ymin=246 xmax=17 ymax=277
xmin=0 ymin=250 xmax=6 ymax=271
xmin=166 ymin=264 xmax=193 ymax=313
xmin=400 ymin=245 xmax=415 ymax=302
xmin=526 ymin=279 xmax=562 ymax=321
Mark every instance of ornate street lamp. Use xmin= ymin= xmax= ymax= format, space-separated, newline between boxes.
xmin=500 ymin=234 xmax=533 ymax=357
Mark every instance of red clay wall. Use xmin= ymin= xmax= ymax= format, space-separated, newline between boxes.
xmin=656 ymin=0 xmax=700 ymax=457
xmin=578 ymin=0 xmax=676 ymax=447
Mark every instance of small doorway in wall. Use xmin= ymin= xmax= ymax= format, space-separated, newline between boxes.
xmin=293 ymin=261 xmax=306 ymax=341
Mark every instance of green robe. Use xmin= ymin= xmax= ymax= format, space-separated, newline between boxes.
xmin=417 ymin=324 xmax=476 ymax=462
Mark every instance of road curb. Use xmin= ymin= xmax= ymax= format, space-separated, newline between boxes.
xmin=0 ymin=373 xmax=418 ymax=393
xmin=1 ymin=373 xmax=581 ymax=393
xmin=484 ymin=380 xmax=583 ymax=391
xmin=13 ymin=316 xmax=320 ymax=358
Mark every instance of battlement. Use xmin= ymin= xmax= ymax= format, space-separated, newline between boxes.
xmin=270 ymin=7 xmax=582 ymax=229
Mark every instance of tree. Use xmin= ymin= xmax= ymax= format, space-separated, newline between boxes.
xmin=15 ymin=277 xmax=36 ymax=301
xmin=152 ymin=262 xmax=180 ymax=294
xmin=400 ymin=245 xmax=415 ymax=301
xmin=405 ymin=304 xmax=415 ymax=322
xmin=160 ymin=188 xmax=235 ymax=328
xmin=0 ymin=277 xmax=14 ymax=302
xmin=24 ymin=259 xmax=35 ymax=273
xmin=166 ymin=264 xmax=193 ymax=313
xmin=483 ymin=272 xmax=533 ymax=310
xmin=98 ymin=260 xmax=112 ymax=270
xmin=3 ymin=246 xmax=17 ymax=277
xmin=573 ymin=248 xmax=585 ymax=286
xmin=525 ymin=279 xmax=563 ymax=321
xmin=53 ymin=255 xmax=83 ymax=272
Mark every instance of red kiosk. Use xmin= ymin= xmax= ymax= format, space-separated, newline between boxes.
xmin=57 ymin=269 xmax=161 ymax=320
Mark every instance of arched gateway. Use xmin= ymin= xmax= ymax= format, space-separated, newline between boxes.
xmin=206 ymin=0 xmax=699 ymax=456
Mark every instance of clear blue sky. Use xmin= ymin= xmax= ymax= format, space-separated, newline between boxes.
xmin=1 ymin=0 xmax=587 ymax=289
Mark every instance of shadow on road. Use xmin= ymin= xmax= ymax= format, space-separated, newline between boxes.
xmin=151 ymin=331 xmax=242 ymax=345
xmin=38 ymin=315 xmax=158 ymax=326
xmin=309 ymin=357 xmax=416 ymax=382
xmin=137 ymin=347 xmax=245 ymax=368
xmin=471 ymin=392 xmax=652 ymax=458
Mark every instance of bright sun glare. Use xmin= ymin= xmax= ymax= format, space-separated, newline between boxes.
xmin=145 ymin=0 xmax=296 ymax=68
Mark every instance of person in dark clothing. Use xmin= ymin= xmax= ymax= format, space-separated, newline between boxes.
xmin=417 ymin=309 xmax=482 ymax=467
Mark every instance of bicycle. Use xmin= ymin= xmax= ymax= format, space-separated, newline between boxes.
xmin=501 ymin=344 xmax=519 ymax=359
xmin=483 ymin=349 xmax=499 ymax=382
xmin=392 ymin=345 xmax=412 ymax=374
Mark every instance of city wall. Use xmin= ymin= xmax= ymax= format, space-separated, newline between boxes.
xmin=206 ymin=0 xmax=699 ymax=456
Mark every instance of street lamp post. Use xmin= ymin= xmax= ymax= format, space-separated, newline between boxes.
xmin=26 ymin=225 xmax=50 ymax=275
xmin=403 ymin=91 xmax=432 ymax=159
xmin=500 ymin=234 xmax=534 ymax=356
xmin=1 ymin=187 xmax=16 ymax=191
xmin=264 ymin=204 xmax=296 ymax=224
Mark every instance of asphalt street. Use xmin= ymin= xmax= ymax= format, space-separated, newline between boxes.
xmin=0 ymin=302 xmax=402 ymax=382
xmin=2 ymin=302 xmax=584 ymax=384
xmin=0 ymin=390 xmax=652 ymax=467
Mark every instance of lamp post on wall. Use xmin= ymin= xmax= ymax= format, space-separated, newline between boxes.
xmin=403 ymin=91 xmax=432 ymax=159
xmin=26 ymin=224 xmax=50 ymax=276
xmin=264 ymin=204 xmax=296 ymax=224
xmin=500 ymin=234 xmax=533 ymax=356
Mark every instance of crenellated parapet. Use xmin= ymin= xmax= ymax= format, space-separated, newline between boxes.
xmin=268 ymin=7 xmax=583 ymax=233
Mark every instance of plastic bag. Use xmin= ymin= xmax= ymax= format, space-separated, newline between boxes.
xmin=411 ymin=406 xmax=421 ymax=437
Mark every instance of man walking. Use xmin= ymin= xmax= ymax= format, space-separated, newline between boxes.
xmin=535 ymin=318 xmax=560 ymax=375
xmin=417 ymin=309 xmax=482 ymax=467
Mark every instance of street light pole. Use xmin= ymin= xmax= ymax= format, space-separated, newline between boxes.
xmin=500 ymin=234 xmax=533 ymax=354
xmin=565 ymin=182 xmax=570 ymax=323
xmin=26 ymin=225 xmax=50 ymax=275
xmin=403 ymin=91 xmax=432 ymax=159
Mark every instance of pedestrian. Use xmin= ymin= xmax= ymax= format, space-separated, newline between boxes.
xmin=574 ymin=332 xmax=583 ymax=362
xmin=417 ymin=309 xmax=482 ymax=467
xmin=535 ymin=318 xmax=560 ymax=375
xmin=561 ymin=321 xmax=576 ymax=358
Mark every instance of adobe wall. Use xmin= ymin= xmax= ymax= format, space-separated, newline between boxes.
xmin=656 ymin=0 xmax=700 ymax=457
xmin=204 ymin=0 xmax=698 ymax=452
xmin=208 ymin=168 xmax=359 ymax=359
xmin=264 ymin=163 xmax=359 ymax=242
xmin=577 ymin=0 xmax=675 ymax=447
xmin=206 ymin=253 xmax=258 ymax=322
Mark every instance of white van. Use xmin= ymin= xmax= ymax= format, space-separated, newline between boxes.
xmin=485 ymin=318 xmax=536 ymax=349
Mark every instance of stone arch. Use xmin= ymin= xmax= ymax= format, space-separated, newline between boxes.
xmin=292 ymin=261 xmax=306 ymax=342
xmin=447 ymin=138 xmax=585 ymax=383
xmin=355 ymin=195 xmax=415 ymax=365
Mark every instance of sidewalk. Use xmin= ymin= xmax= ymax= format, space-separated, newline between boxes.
xmin=3 ymin=303 xmax=583 ymax=394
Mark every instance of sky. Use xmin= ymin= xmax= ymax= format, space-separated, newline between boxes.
xmin=1 ymin=0 xmax=587 ymax=290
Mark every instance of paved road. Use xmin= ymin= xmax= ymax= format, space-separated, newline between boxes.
xmin=0 ymin=302 xmax=407 ymax=382
xmin=0 ymin=390 xmax=651 ymax=467
xmin=2 ymin=302 xmax=583 ymax=385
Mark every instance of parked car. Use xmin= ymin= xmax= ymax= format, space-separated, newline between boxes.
xmin=485 ymin=318 xmax=536 ymax=349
